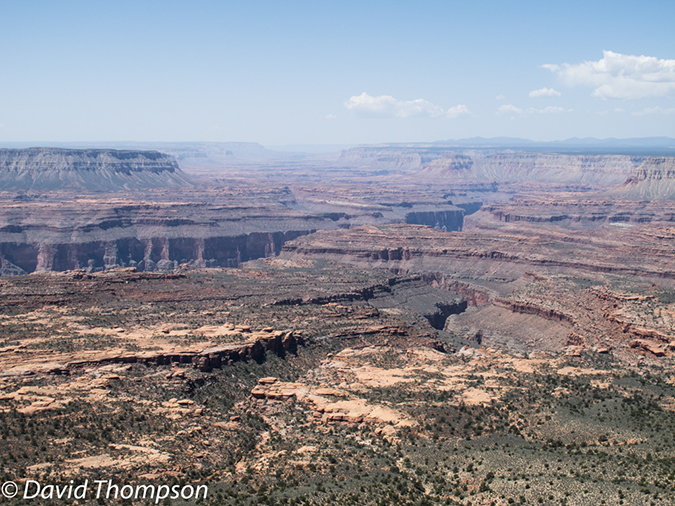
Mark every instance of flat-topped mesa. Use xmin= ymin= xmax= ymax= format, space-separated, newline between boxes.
xmin=420 ymin=153 xmax=644 ymax=186
xmin=609 ymin=157 xmax=675 ymax=200
xmin=337 ymin=146 xmax=646 ymax=185
xmin=0 ymin=147 xmax=192 ymax=191
xmin=337 ymin=146 xmax=461 ymax=172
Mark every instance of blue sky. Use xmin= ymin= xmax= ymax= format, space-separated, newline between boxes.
xmin=1 ymin=0 xmax=674 ymax=145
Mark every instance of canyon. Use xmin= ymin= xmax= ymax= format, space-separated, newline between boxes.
xmin=3 ymin=142 xmax=675 ymax=505
xmin=0 ymin=197 xmax=469 ymax=275
xmin=3 ymin=146 xmax=675 ymax=277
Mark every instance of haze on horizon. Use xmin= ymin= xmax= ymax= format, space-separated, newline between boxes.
xmin=1 ymin=0 xmax=674 ymax=146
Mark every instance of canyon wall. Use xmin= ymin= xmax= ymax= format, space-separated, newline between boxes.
xmin=609 ymin=157 xmax=675 ymax=200
xmin=477 ymin=198 xmax=675 ymax=226
xmin=0 ymin=192 xmax=470 ymax=276
xmin=420 ymin=153 xmax=644 ymax=185
xmin=0 ymin=148 xmax=192 ymax=191
xmin=337 ymin=146 xmax=455 ymax=172
xmin=337 ymin=146 xmax=647 ymax=186
xmin=281 ymin=223 xmax=675 ymax=283
xmin=404 ymin=209 xmax=466 ymax=231
xmin=0 ymin=231 xmax=311 ymax=275
xmin=0 ymin=201 xmax=343 ymax=275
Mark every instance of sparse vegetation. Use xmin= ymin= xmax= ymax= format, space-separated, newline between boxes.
xmin=2 ymin=254 xmax=675 ymax=505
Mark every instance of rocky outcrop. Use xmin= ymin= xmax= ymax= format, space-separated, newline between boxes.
xmin=629 ymin=339 xmax=668 ymax=357
xmin=420 ymin=274 xmax=494 ymax=306
xmin=0 ymin=148 xmax=191 ymax=191
xmin=478 ymin=197 xmax=675 ymax=225
xmin=609 ymin=157 xmax=675 ymax=200
xmin=3 ymin=331 xmax=302 ymax=377
xmin=338 ymin=146 xmax=646 ymax=185
xmin=0 ymin=200 xmax=346 ymax=274
xmin=492 ymin=297 xmax=575 ymax=325
xmin=405 ymin=209 xmax=465 ymax=231
xmin=250 ymin=377 xmax=413 ymax=427
xmin=270 ymin=274 xmax=468 ymax=331
xmin=338 ymin=146 xmax=458 ymax=172
xmin=281 ymin=223 xmax=675 ymax=281
xmin=420 ymin=153 xmax=643 ymax=185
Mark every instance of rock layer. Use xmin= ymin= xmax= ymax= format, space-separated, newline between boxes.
xmin=0 ymin=189 xmax=471 ymax=275
xmin=0 ymin=148 xmax=191 ymax=191
xmin=281 ymin=223 xmax=675 ymax=282
xmin=338 ymin=146 xmax=646 ymax=185
xmin=476 ymin=197 xmax=675 ymax=226
xmin=610 ymin=157 xmax=675 ymax=200
xmin=0 ymin=200 xmax=342 ymax=274
xmin=419 ymin=152 xmax=643 ymax=185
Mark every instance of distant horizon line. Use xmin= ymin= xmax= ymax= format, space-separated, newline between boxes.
xmin=1 ymin=136 xmax=675 ymax=154
xmin=1 ymin=135 xmax=674 ymax=144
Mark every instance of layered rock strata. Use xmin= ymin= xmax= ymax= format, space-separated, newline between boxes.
xmin=0 ymin=192 xmax=472 ymax=275
xmin=609 ymin=157 xmax=675 ymax=200
xmin=339 ymin=146 xmax=646 ymax=185
xmin=0 ymin=200 xmax=343 ymax=275
xmin=477 ymin=197 xmax=675 ymax=226
xmin=281 ymin=223 xmax=675 ymax=283
xmin=70 ymin=330 xmax=300 ymax=374
xmin=420 ymin=152 xmax=643 ymax=185
xmin=0 ymin=148 xmax=191 ymax=191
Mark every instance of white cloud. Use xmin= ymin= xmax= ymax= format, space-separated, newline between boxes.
xmin=497 ymin=104 xmax=569 ymax=116
xmin=326 ymin=114 xmax=337 ymax=120
xmin=344 ymin=92 xmax=469 ymax=119
xmin=344 ymin=92 xmax=443 ymax=118
xmin=544 ymin=50 xmax=675 ymax=99
xmin=446 ymin=104 xmax=471 ymax=118
xmin=528 ymin=106 xmax=567 ymax=114
xmin=632 ymin=106 xmax=675 ymax=116
xmin=497 ymin=104 xmax=524 ymax=115
xmin=529 ymin=87 xmax=561 ymax=98
xmin=495 ymin=94 xmax=506 ymax=100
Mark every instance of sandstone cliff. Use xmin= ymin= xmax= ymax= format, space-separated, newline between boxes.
xmin=281 ymin=223 xmax=675 ymax=282
xmin=419 ymin=152 xmax=643 ymax=185
xmin=476 ymin=197 xmax=675 ymax=226
xmin=0 ymin=201 xmax=343 ymax=275
xmin=0 ymin=183 xmax=472 ymax=275
xmin=0 ymin=148 xmax=192 ymax=191
xmin=337 ymin=146 xmax=646 ymax=186
xmin=609 ymin=157 xmax=675 ymax=200
xmin=337 ymin=146 xmax=458 ymax=172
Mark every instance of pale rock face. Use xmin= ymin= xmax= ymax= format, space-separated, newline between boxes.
xmin=611 ymin=157 xmax=675 ymax=200
xmin=338 ymin=146 xmax=645 ymax=185
xmin=420 ymin=153 xmax=643 ymax=185
xmin=0 ymin=147 xmax=192 ymax=191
